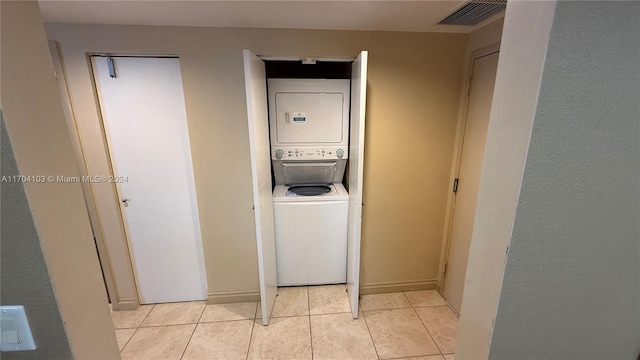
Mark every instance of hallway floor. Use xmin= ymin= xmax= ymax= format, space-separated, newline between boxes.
xmin=110 ymin=286 xmax=458 ymax=360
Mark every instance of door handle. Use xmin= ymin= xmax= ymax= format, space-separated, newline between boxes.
xmin=121 ymin=198 xmax=129 ymax=207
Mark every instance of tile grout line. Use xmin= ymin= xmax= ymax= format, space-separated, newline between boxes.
xmin=136 ymin=303 xmax=156 ymax=328
xmin=244 ymin=303 xmax=258 ymax=360
xmin=118 ymin=327 xmax=138 ymax=353
xmin=360 ymin=308 xmax=381 ymax=360
xmin=412 ymin=306 xmax=445 ymax=356
xmin=118 ymin=303 xmax=155 ymax=353
xmin=400 ymin=291 xmax=413 ymax=308
xmin=307 ymin=286 xmax=314 ymax=360
xmin=178 ymin=303 xmax=207 ymax=360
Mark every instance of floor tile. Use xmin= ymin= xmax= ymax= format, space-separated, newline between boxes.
xmin=415 ymin=306 xmax=458 ymax=354
xmin=399 ymin=356 xmax=445 ymax=360
xmin=182 ymin=320 xmax=253 ymax=360
xmin=404 ymin=290 xmax=448 ymax=307
xmin=257 ymin=287 xmax=309 ymax=318
xmin=120 ymin=324 xmax=195 ymax=360
xmin=443 ymin=354 xmax=455 ymax=360
xmin=114 ymin=328 xmax=136 ymax=351
xmin=310 ymin=313 xmax=377 ymax=360
xmin=141 ymin=301 xmax=205 ymax=327
xmin=247 ymin=316 xmax=312 ymax=360
xmin=110 ymin=305 xmax=154 ymax=329
xmin=359 ymin=292 xmax=412 ymax=311
xmin=308 ymin=285 xmax=351 ymax=315
xmin=200 ymin=302 xmax=257 ymax=322
xmin=364 ymin=308 xmax=440 ymax=359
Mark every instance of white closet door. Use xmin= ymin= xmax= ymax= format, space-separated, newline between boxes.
xmin=347 ymin=51 xmax=368 ymax=318
xmin=242 ymin=49 xmax=277 ymax=325
xmin=91 ymin=56 xmax=207 ymax=304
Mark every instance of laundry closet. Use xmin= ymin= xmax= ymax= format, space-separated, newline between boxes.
xmin=243 ymin=50 xmax=368 ymax=325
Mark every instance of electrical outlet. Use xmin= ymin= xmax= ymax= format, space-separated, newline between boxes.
xmin=0 ymin=306 xmax=36 ymax=351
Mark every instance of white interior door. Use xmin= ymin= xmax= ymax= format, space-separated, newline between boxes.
xmin=443 ymin=51 xmax=499 ymax=312
xmin=242 ymin=49 xmax=277 ymax=325
xmin=347 ymin=51 xmax=368 ymax=319
xmin=91 ymin=56 xmax=207 ymax=304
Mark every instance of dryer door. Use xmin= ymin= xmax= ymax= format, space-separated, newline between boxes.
xmin=268 ymin=79 xmax=351 ymax=148
xmin=274 ymin=92 xmax=345 ymax=144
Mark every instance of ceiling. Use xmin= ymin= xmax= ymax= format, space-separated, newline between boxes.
xmin=38 ymin=1 xmax=503 ymax=34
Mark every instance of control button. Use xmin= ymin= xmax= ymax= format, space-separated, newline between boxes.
xmin=275 ymin=149 xmax=284 ymax=160
xmin=336 ymin=148 xmax=344 ymax=159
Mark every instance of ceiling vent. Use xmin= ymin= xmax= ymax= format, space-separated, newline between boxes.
xmin=438 ymin=0 xmax=507 ymax=26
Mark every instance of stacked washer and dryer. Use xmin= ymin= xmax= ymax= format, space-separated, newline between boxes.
xmin=268 ymin=78 xmax=351 ymax=286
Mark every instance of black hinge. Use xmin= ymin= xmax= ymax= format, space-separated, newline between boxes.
xmin=453 ymin=178 xmax=459 ymax=193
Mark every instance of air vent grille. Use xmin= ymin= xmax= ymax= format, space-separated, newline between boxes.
xmin=438 ymin=0 xmax=507 ymax=26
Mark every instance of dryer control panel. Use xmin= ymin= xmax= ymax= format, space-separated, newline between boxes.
xmin=272 ymin=146 xmax=348 ymax=160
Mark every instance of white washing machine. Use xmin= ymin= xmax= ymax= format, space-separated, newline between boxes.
xmin=273 ymin=183 xmax=349 ymax=286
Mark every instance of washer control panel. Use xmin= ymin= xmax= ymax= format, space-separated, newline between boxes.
xmin=272 ymin=146 xmax=348 ymax=160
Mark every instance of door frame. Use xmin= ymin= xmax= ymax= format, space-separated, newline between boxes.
xmin=49 ymin=43 xmax=140 ymax=310
xmin=89 ymin=55 xmax=144 ymax=305
xmin=438 ymin=43 xmax=501 ymax=299
xmin=49 ymin=51 xmax=194 ymax=310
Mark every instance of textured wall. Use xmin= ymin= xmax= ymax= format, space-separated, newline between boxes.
xmin=1 ymin=116 xmax=72 ymax=360
xmin=1 ymin=2 xmax=119 ymax=358
xmin=455 ymin=2 xmax=557 ymax=357
xmin=489 ymin=1 xmax=640 ymax=358
xmin=45 ymin=23 xmax=467 ymax=298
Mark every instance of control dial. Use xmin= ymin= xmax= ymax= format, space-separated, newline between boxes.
xmin=336 ymin=148 xmax=344 ymax=159
xmin=275 ymin=149 xmax=284 ymax=159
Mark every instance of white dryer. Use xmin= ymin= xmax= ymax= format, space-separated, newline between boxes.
xmin=268 ymin=79 xmax=350 ymax=148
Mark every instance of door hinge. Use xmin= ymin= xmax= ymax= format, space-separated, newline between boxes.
xmin=466 ymin=76 xmax=473 ymax=95
xmin=452 ymin=178 xmax=459 ymax=193
xmin=107 ymin=56 xmax=117 ymax=78
xmin=442 ymin=262 xmax=448 ymax=274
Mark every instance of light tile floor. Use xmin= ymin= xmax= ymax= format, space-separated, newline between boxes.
xmin=111 ymin=286 xmax=458 ymax=360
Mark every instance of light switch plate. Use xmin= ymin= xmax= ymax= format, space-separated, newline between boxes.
xmin=0 ymin=306 xmax=36 ymax=351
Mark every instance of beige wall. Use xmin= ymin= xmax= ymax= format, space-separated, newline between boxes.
xmin=45 ymin=23 xmax=467 ymax=299
xmin=1 ymin=1 xmax=119 ymax=358
xmin=466 ymin=17 xmax=504 ymax=55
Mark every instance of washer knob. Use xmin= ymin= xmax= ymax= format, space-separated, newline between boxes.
xmin=275 ymin=149 xmax=284 ymax=159
xmin=336 ymin=148 xmax=344 ymax=159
